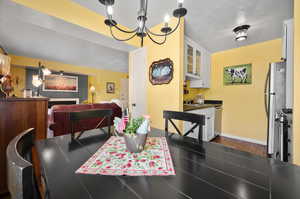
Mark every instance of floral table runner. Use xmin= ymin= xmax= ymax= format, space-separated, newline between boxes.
xmin=76 ymin=136 xmax=175 ymax=176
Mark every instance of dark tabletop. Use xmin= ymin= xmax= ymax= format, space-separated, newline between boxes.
xmin=36 ymin=129 xmax=300 ymax=199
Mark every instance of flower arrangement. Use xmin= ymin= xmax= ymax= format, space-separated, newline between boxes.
xmin=113 ymin=113 xmax=150 ymax=153
xmin=114 ymin=114 xmax=150 ymax=135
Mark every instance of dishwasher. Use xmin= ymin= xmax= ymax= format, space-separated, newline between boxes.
xmin=215 ymin=106 xmax=222 ymax=135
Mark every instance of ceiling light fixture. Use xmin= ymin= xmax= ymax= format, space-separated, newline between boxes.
xmin=233 ymin=25 xmax=250 ymax=41
xmin=99 ymin=0 xmax=187 ymax=47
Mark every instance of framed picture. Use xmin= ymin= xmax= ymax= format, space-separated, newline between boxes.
xmin=224 ymin=63 xmax=252 ymax=85
xmin=43 ymin=74 xmax=78 ymax=92
xmin=106 ymin=82 xmax=115 ymax=93
xmin=149 ymin=58 xmax=173 ymax=85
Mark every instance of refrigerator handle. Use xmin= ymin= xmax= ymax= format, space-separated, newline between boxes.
xmin=264 ymin=67 xmax=270 ymax=117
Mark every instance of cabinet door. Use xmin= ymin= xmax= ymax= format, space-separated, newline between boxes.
xmin=183 ymin=120 xmax=198 ymax=139
xmin=199 ymin=108 xmax=215 ymax=141
xmin=184 ymin=37 xmax=211 ymax=88
xmin=205 ymin=109 xmax=215 ymax=141
xmin=184 ymin=109 xmax=215 ymax=141
xmin=199 ymin=109 xmax=209 ymax=141
xmin=186 ymin=43 xmax=194 ymax=75
xmin=183 ymin=110 xmax=203 ymax=140
xmin=195 ymin=48 xmax=201 ymax=77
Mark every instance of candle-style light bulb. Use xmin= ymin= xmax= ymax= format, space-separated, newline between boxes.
xmin=106 ymin=5 xmax=113 ymax=17
xmin=164 ymin=14 xmax=170 ymax=27
xmin=138 ymin=19 xmax=144 ymax=29
xmin=177 ymin=0 xmax=184 ymax=8
xmin=42 ymin=67 xmax=51 ymax=76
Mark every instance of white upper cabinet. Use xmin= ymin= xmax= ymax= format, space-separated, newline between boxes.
xmin=184 ymin=37 xmax=211 ymax=88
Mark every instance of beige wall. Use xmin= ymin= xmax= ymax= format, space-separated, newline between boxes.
xmin=293 ymin=0 xmax=300 ymax=165
xmin=203 ymin=39 xmax=282 ymax=143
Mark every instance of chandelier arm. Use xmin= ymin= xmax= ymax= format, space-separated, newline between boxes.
xmin=110 ymin=26 xmax=138 ymax=41
xmin=145 ymin=17 xmax=181 ymax=37
xmin=112 ymin=22 xmax=139 ymax=33
xmin=146 ymin=31 xmax=167 ymax=45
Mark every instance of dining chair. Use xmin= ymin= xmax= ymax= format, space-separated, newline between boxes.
xmin=69 ymin=109 xmax=113 ymax=139
xmin=163 ymin=110 xmax=205 ymax=142
xmin=6 ymin=128 xmax=43 ymax=199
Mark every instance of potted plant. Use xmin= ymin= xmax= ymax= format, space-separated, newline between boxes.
xmin=114 ymin=115 xmax=150 ymax=153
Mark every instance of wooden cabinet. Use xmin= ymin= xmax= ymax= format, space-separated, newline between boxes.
xmin=184 ymin=37 xmax=211 ymax=88
xmin=184 ymin=107 xmax=215 ymax=141
xmin=0 ymin=98 xmax=48 ymax=194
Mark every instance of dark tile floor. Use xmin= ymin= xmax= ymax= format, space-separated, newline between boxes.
xmin=211 ymin=135 xmax=267 ymax=157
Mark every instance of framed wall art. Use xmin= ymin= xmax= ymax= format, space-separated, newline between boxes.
xmin=106 ymin=82 xmax=115 ymax=93
xmin=43 ymin=74 xmax=78 ymax=92
xmin=149 ymin=58 xmax=173 ymax=85
xmin=223 ymin=63 xmax=252 ymax=85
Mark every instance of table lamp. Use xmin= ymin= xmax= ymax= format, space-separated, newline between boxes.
xmin=90 ymin=86 xmax=96 ymax=104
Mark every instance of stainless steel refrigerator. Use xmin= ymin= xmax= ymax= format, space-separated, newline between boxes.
xmin=265 ymin=61 xmax=292 ymax=162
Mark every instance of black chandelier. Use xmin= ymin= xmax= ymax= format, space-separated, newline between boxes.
xmin=98 ymin=0 xmax=187 ymax=47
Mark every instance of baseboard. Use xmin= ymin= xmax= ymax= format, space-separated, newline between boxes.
xmin=220 ymin=133 xmax=267 ymax=146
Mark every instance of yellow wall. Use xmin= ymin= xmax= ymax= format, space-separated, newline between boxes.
xmin=10 ymin=55 xmax=128 ymax=102
xmin=0 ymin=47 xmax=5 ymax=54
xmin=10 ymin=65 xmax=26 ymax=97
xmin=203 ymin=39 xmax=282 ymax=143
xmin=293 ymin=0 xmax=300 ymax=165
xmin=183 ymin=80 xmax=206 ymax=102
xmin=11 ymin=0 xmax=185 ymax=130
xmin=144 ymin=18 xmax=184 ymax=129
xmin=87 ymin=71 xmax=128 ymax=102
xmin=11 ymin=0 xmax=139 ymax=47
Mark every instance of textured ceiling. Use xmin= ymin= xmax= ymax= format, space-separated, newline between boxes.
xmin=73 ymin=0 xmax=293 ymax=52
xmin=0 ymin=0 xmax=293 ymax=73
xmin=0 ymin=0 xmax=135 ymax=72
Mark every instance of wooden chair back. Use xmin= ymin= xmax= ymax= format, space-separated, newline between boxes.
xmin=163 ymin=110 xmax=205 ymax=142
xmin=69 ymin=109 xmax=113 ymax=139
xmin=6 ymin=128 xmax=41 ymax=199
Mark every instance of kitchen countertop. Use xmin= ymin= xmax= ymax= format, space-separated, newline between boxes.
xmin=184 ymin=104 xmax=222 ymax=111
xmin=183 ymin=100 xmax=222 ymax=111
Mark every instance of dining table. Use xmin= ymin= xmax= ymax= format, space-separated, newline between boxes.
xmin=36 ymin=128 xmax=300 ymax=199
